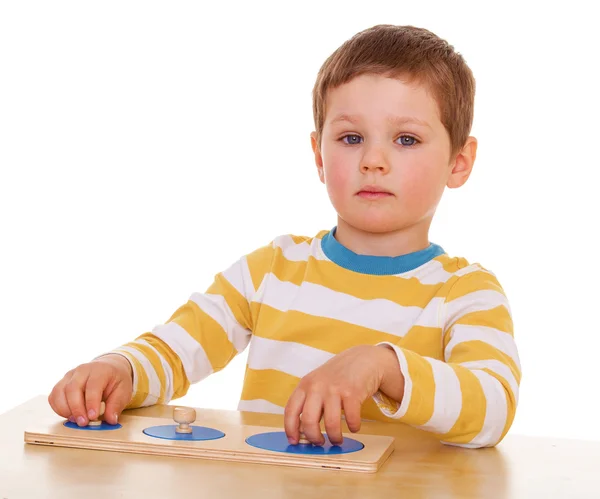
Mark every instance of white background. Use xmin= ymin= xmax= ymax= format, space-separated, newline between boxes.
xmin=1 ymin=1 xmax=598 ymax=443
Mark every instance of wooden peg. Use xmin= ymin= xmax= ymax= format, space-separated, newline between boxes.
xmin=173 ymin=406 xmax=196 ymax=434
xmin=298 ymin=417 xmax=311 ymax=444
xmin=298 ymin=432 xmax=311 ymax=445
xmin=88 ymin=401 xmax=105 ymax=427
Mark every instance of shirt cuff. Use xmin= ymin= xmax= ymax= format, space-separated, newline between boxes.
xmin=372 ymin=341 xmax=412 ymax=419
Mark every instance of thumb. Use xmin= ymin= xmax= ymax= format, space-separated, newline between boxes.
xmin=103 ymin=382 xmax=132 ymax=425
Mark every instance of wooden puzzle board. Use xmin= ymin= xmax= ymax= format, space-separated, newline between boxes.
xmin=24 ymin=411 xmax=395 ymax=473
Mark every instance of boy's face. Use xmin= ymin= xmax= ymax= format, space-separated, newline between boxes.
xmin=311 ymin=74 xmax=476 ymax=240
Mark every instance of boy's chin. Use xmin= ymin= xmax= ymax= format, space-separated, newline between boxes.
xmin=340 ymin=215 xmax=409 ymax=234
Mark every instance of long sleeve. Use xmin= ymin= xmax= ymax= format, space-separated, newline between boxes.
xmin=108 ymin=242 xmax=275 ymax=409
xmin=373 ymin=266 xmax=521 ymax=448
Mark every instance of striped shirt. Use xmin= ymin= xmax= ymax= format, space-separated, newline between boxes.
xmin=110 ymin=228 xmax=520 ymax=448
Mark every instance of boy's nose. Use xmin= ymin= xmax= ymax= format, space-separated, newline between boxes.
xmin=360 ymin=160 xmax=390 ymax=174
xmin=360 ymin=144 xmax=390 ymax=174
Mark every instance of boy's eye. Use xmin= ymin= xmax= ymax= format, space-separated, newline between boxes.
xmin=396 ymin=135 xmax=418 ymax=146
xmin=340 ymin=134 xmax=418 ymax=146
xmin=342 ymin=134 xmax=362 ymax=145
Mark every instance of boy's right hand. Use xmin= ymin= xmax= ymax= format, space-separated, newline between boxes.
xmin=48 ymin=354 xmax=133 ymax=426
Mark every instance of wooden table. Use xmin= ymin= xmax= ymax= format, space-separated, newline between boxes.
xmin=1 ymin=396 xmax=598 ymax=498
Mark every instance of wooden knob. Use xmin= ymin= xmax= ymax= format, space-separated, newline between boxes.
xmin=298 ymin=432 xmax=310 ymax=445
xmin=88 ymin=401 xmax=106 ymax=427
xmin=298 ymin=417 xmax=311 ymax=444
xmin=173 ymin=406 xmax=196 ymax=434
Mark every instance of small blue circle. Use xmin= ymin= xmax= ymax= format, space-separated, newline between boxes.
xmin=63 ymin=421 xmax=122 ymax=431
xmin=143 ymin=425 xmax=225 ymax=441
xmin=245 ymin=431 xmax=364 ymax=455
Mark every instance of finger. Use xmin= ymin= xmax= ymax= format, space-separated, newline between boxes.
xmin=300 ymin=394 xmax=325 ymax=445
xmin=84 ymin=372 xmax=106 ymax=421
xmin=48 ymin=378 xmax=73 ymax=419
xmin=65 ymin=370 xmax=90 ymax=426
xmin=323 ymin=395 xmax=343 ymax=445
xmin=342 ymin=396 xmax=362 ymax=433
xmin=103 ymin=380 xmax=131 ymax=425
xmin=284 ymin=388 xmax=306 ymax=444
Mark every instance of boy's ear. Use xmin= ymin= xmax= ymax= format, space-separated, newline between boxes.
xmin=310 ymin=132 xmax=325 ymax=184
xmin=447 ymin=136 xmax=477 ymax=189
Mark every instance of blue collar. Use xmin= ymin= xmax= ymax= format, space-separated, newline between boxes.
xmin=320 ymin=227 xmax=445 ymax=275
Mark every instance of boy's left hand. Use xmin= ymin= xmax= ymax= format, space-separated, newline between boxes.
xmin=283 ymin=344 xmax=403 ymax=446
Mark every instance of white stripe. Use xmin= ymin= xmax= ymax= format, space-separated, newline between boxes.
xmin=445 ymin=324 xmax=521 ymax=371
xmin=394 ymin=258 xmax=452 ymax=284
xmin=455 ymin=264 xmax=490 ymax=278
xmin=221 ymin=256 xmax=255 ymax=301
xmin=116 ymin=346 xmax=161 ymax=406
xmin=445 ymin=290 xmax=509 ymax=333
xmin=273 ymin=235 xmax=325 ymax=262
xmin=237 ymin=398 xmax=285 ymax=415
xmin=416 ymin=358 xmax=462 ymax=434
xmin=134 ymin=338 xmax=175 ymax=403
xmin=189 ymin=292 xmax=251 ymax=352
xmin=459 ymin=360 xmax=519 ymax=403
xmin=460 ymin=370 xmax=507 ymax=448
xmin=257 ymin=275 xmax=443 ymax=336
xmin=151 ymin=322 xmax=214 ymax=383
xmin=372 ymin=343 xmax=412 ymax=419
xmin=247 ymin=336 xmax=333 ymax=378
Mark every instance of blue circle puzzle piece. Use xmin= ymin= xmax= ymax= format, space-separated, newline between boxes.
xmin=245 ymin=431 xmax=364 ymax=455
xmin=143 ymin=425 xmax=225 ymax=441
xmin=63 ymin=421 xmax=122 ymax=431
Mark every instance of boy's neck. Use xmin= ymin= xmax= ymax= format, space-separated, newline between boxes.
xmin=334 ymin=218 xmax=432 ymax=257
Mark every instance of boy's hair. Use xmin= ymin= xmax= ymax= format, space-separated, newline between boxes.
xmin=312 ymin=24 xmax=476 ymax=160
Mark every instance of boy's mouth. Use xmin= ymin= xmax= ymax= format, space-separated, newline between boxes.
xmin=356 ymin=185 xmax=393 ymax=200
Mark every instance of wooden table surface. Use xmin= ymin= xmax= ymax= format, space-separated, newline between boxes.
xmin=1 ymin=396 xmax=599 ymax=498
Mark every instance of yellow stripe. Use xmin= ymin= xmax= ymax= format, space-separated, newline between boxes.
xmin=139 ymin=333 xmax=191 ymax=400
xmin=287 ymin=233 xmax=325 ymax=245
xmin=250 ymin=301 xmax=262 ymax=329
xmin=447 ymin=340 xmax=521 ymax=384
xmin=437 ymin=254 xmax=469 ymax=273
xmin=254 ymin=305 xmax=434 ymax=354
xmin=167 ymin=300 xmax=236 ymax=372
xmin=447 ymin=271 xmax=505 ymax=299
xmin=245 ymin=243 xmax=276 ymax=292
xmin=449 ymin=306 xmax=513 ymax=335
xmin=401 ymin=326 xmax=444 ymax=360
xmin=207 ymin=273 xmax=252 ymax=330
xmin=439 ymin=366 xmax=485 ymax=443
xmin=270 ymin=249 xmax=308 ymax=285
xmin=240 ymin=367 xmax=300 ymax=407
xmin=397 ymin=349 xmax=435 ymax=426
xmin=128 ymin=341 xmax=166 ymax=404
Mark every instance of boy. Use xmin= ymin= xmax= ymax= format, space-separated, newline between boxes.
xmin=48 ymin=24 xmax=520 ymax=449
